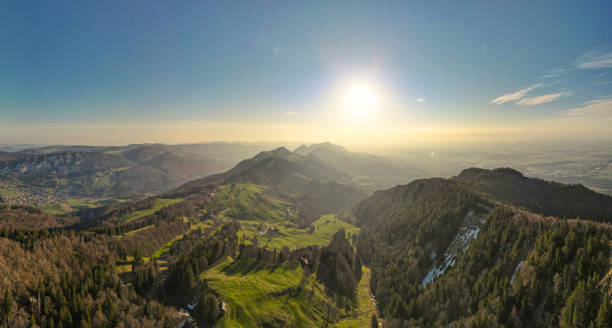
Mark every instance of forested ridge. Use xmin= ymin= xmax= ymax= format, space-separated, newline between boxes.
xmin=0 ymin=188 xmax=217 ymax=326
xmin=0 ymin=204 xmax=80 ymax=230
xmin=0 ymin=229 xmax=183 ymax=327
xmin=454 ymin=167 xmax=612 ymax=222
xmin=354 ymin=176 xmax=612 ymax=327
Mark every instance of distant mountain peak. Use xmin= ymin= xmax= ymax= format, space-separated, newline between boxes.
xmin=249 ymin=147 xmax=293 ymax=163
xmin=271 ymin=146 xmax=291 ymax=156
xmin=293 ymin=142 xmax=347 ymax=155
xmin=178 ymin=144 xmax=366 ymax=210
xmin=293 ymin=144 xmax=309 ymax=154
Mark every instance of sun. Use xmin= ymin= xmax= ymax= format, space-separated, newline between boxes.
xmin=343 ymin=82 xmax=379 ymax=121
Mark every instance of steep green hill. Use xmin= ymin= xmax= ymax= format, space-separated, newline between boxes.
xmin=181 ymin=147 xmax=367 ymax=212
xmin=210 ymin=182 xmax=360 ymax=250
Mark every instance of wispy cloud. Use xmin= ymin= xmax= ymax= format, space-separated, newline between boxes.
xmin=539 ymin=73 xmax=564 ymax=80
xmin=539 ymin=68 xmax=568 ymax=79
xmin=416 ymin=98 xmax=425 ymax=102
xmin=491 ymin=48 xmax=612 ymax=111
xmin=284 ymin=111 xmax=297 ymax=115
xmin=575 ymin=50 xmax=612 ymax=69
xmin=537 ymin=49 xmax=612 ymax=80
xmin=557 ymin=97 xmax=612 ymax=116
xmin=490 ymin=83 xmax=542 ymax=104
xmin=589 ymin=80 xmax=612 ymax=87
xmin=539 ymin=73 xmax=561 ymax=79
xmin=516 ymin=92 xmax=572 ymax=106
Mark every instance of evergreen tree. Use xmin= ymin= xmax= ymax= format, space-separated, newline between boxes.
xmin=559 ymin=280 xmax=598 ymax=328
xmin=163 ymin=317 xmax=174 ymax=328
xmin=1 ymin=289 xmax=13 ymax=322
xmin=596 ymin=296 xmax=612 ymax=328
xmin=371 ymin=314 xmax=379 ymax=328
xmin=144 ymin=300 xmax=152 ymax=317
xmin=202 ymin=293 xmax=219 ymax=324
xmin=185 ymin=263 xmax=197 ymax=290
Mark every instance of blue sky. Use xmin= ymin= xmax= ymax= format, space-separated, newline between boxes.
xmin=1 ymin=1 xmax=612 ymax=145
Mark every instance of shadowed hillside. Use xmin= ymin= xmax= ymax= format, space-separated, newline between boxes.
xmin=353 ymin=172 xmax=612 ymax=327
xmin=454 ymin=167 xmax=612 ymax=222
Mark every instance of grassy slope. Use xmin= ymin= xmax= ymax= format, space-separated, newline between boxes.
xmin=237 ymin=214 xmax=360 ymax=250
xmin=38 ymin=203 xmax=71 ymax=216
xmin=214 ymin=183 xmax=359 ymax=250
xmin=334 ymin=267 xmax=379 ymax=328
xmin=203 ymin=258 xmax=378 ymax=328
xmin=213 ymin=183 xmax=290 ymax=222
xmin=68 ymin=197 xmax=127 ymax=208
xmin=115 ymin=219 xmax=208 ymax=273
xmin=0 ymin=183 xmax=18 ymax=197
xmin=39 ymin=198 xmax=127 ymax=215
xmin=203 ymin=258 xmax=328 ymax=327
xmin=150 ymin=219 xmax=213 ymax=259
xmin=118 ymin=198 xmax=184 ymax=223
xmin=202 ymin=184 xmax=368 ymax=326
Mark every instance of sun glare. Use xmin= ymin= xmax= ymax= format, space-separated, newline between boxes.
xmin=343 ymin=82 xmax=379 ymax=121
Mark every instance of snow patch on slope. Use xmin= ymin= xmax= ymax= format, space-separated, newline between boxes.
xmin=422 ymin=206 xmax=491 ymax=287
xmin=509 ymin=260 xmax=524 ymax=287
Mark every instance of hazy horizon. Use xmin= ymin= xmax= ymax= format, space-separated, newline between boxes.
xmin=2 ymin=1 xmax=612 ymax=146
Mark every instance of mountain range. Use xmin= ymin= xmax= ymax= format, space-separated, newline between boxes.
xmin=1 ymin=143 xmax=611 ymax=327
xmin=0 ymin=142 xmax=297 ymax=204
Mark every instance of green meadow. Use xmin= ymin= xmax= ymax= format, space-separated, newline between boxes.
xmin=118 ymin=198 xmax=184 ymax=223
xmin=334 ymin=267 xmax=379 ymax=328
xmin=202 ymin=257 xmax=377 ymax=328
xmin=212 ymin=183 xmax=360 ymax=250
xmin=213 ymin=183 xmax=292 ymax=222
xmin=39 ymin=197 xmax=127 ymax=215
xmin=237 ymin=214 xmax=359 ymax=250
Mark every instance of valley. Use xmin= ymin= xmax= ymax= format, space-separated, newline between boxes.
xmin=0 ymin=142 xmax=288 ymax=210
xmin=0 ymin=144 xmax=611 ymax=327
